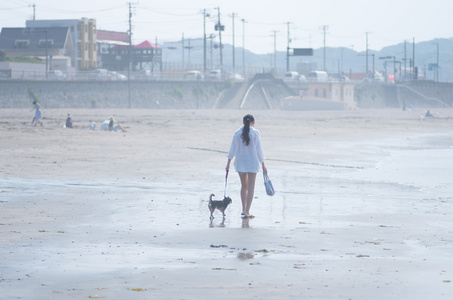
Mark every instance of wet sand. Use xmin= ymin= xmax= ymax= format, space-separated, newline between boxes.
xmin=1 ymin=108 xmax=453 ymax=299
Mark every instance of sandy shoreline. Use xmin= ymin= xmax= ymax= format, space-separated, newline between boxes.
xmin=1 ymin=108 xmax=453 ymax=299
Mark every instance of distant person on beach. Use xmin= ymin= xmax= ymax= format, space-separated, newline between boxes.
xmin=100 ymin=116 xmax=126 ymax=132
xmin=65 ymin=113 xmax=73 ymax=128
xmin=31 ymin=100 xmax=43 ymax=126
xmin=226 ymin=114 xmax=268 ymax=219
xmin=425 ymin=110 xmax=433 ymax=117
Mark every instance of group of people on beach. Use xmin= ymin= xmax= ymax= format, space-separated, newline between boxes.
xmin=30 ymin=101 xmax=125 ymax=132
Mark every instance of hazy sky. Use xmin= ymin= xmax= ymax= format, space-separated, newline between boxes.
xmin=1 ymin=0 xmax=451 ymax=54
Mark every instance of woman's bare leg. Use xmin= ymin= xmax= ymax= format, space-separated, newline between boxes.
xmin=239 ymin=172 xmax=248 ymax=214
xmin=244 ymin=173 xmax=257 ymax=216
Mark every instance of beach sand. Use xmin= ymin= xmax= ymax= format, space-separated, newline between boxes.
xmin=1 ymin=108 xmax=453 ymax=299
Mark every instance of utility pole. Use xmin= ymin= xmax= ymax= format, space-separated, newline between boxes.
xmin=241 ymin=19 xmax=246 ymax=76
xmin=216 ymin=7 xmax=223 ymax=74
xmin=436 ymin=42 xmax=439 ymax=82
xmin=181 ymin=33 xmax=184 ymax=73
xmin=208 ymin=34 xmax=216 ymax=70
xmin=32 ymin=4 xmax=36 ymax=20
xmin=127 ymin=2 xmax=133 ymax=108
xmin=404 ymin=40 xmax=407 ymax=82
xmin=202 ymin=9 xmax=209 ymax=73
xmin=186 ymin=39 xmax=192 ymax=69
xmin=412 ymin=37 xmax=415 ymax=80
xmin=371 ymin=53 xmax=375 ymax=80
xmin=231 ymin=12 xmax=236 ymax=73
xmin=273 ymin=30 xmax=277 ymax=70
xmin=286 ymin=22 xmax=290 ymax=72
xmin=365 ymin=32 xmax=369 ymax=77
xmin=322 ymin=25 xmax=328 ymax=71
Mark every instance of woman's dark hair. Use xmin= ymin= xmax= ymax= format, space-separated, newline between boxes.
xmin=241 ymin=114 xmax=255 ymax=146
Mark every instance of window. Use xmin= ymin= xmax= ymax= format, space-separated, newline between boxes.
xmin=323 ymin=89 xmax=327 ymax=98
xmin=15 ymin=40 xmax=30 ymax=48
xmin=38 ymin=39 xmax=54 ymax=47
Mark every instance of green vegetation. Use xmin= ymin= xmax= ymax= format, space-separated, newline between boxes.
xmin=171 ymin=87 xmax=184 ymax=99
xmin=6 ymin=56 xmax=43 ymax=64
xmin=27 ymin=88 xmax=40 ymax=103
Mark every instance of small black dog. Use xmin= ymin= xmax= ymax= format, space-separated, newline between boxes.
xmin=208 ymin=193 xmax=232 ymax=219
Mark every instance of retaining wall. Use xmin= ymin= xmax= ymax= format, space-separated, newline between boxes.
xmin=0 ymin=80 xmax=230 ymax=109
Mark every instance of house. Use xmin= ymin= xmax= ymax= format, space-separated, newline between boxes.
xmin=0 ymin=27 xmax=74 ymax=79
xmin=26 ymin=18 xmax=97 ymax=70
xmin=96 ymin=30 xmax=130 ymax=71
xmin=133 ymin=40 xmax=162 ymax=72
xmin=99 ymin=39 xmax=162 ymax=72
xmin=0 ymin=27 xmax=73 ymax=59
xmin=303 ymin=82 xmax=355 ymax=109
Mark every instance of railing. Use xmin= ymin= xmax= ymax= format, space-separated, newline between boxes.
xmin=0 ymin=69 xmax=377 ymax=84
xmin=0 ymin=69 xmax=235 ymax=82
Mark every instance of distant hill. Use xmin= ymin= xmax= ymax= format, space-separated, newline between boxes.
xmin=160 ymin=37 xmax=453 ymax=82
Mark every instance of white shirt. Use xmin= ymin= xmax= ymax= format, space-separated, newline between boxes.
xmin=227 ymin=126 xmax=265 ymax=173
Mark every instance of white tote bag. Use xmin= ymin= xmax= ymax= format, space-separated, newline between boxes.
xmin=263 ymin=173 xmax=275 ymax=196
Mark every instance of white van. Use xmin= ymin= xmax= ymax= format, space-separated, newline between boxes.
xmin=186 ymin=70 xmax=204 ymax=81
xmin=307 ymin=71 xmax=329 ymax=82
xmin=284 ymin=71 xmax=300 ymax=81
xmin=209 ymin=70 xmax=221 ymax=80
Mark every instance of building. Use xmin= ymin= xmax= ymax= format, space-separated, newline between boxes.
xmin=99 ymin=37 xmax=162 ymax=73
xmin=133 ymin=40 xmax=162 ymax=72
xmin=303 ymin=82 xmax=355 ymax=109
xmin=0 ymin=27 xmax=74 ymax=79
xmin=96 ymin=30 xmax=130 ymax=71
xmin=26 ymin=18 xmax=97 ymax=70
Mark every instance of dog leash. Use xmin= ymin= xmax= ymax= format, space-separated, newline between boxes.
xmin=224 ymin=170 xmax=229 ymax=197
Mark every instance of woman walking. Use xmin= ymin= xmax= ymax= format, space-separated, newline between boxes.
xmin=226 ymin=114 xmax=267 ymax=218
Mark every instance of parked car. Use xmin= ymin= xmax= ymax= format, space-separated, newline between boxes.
xmin=88 ymin=69 xmax=110 ymax=80
xmin=185 ymin=70 xmax=204 ymax=81
xmin=284 ymin=71 xmax=300 ymax=81
xmin=307 ymin=70 xmax=329 ymax=82
xmin=109 ymin=71 xmax=127 ymax=81
xmin=228 ymin=73 xmax=244 ymax=81
xmin=135 ymin=69 xmax=161 ymax=80
xmin=209 ymin=69 xmax=222 ymax=80
xmin=48 ymin=70 xmax=67 ymax=80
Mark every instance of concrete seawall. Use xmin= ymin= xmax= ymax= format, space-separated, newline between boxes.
xmin=0 ymin=80 xmax=230 ymax=109
xmin=355 ymin=81 xmax=453 ymax=109
xmin=2 ymin=80 xmax=452 ymax=110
